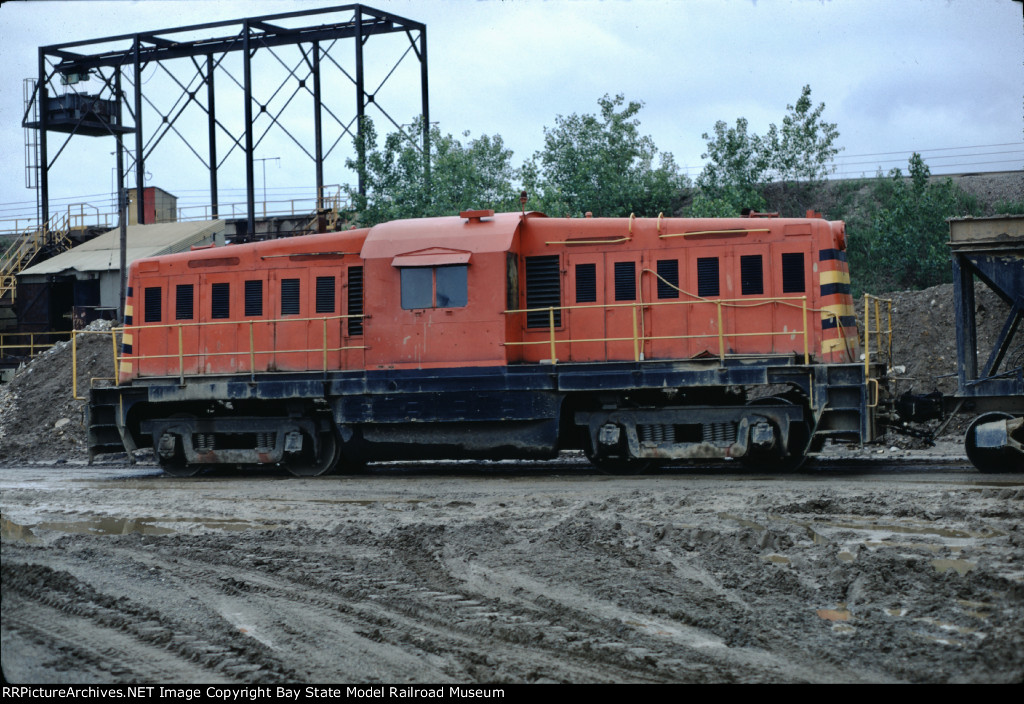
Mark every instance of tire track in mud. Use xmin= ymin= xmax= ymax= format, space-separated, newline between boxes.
xmin=0 ymin=561 xmax=290 ymax=682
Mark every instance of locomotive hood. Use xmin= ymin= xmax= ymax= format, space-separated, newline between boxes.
xmin=360 ymin=211 xmax=534 ymax=264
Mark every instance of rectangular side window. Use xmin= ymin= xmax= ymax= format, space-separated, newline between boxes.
xmin=347 ymin=266 xmax=363 ymax=335
xmin=524 ymin=255 xmax=561 ymax=328
xmin=281 ymin=278 xmax=300 ymax=315
xmin=575 ymin=263 xmax=596 ymax=303
xmin=244 ymin=280 xmax=263 ymax=317
xmin=656 ymin=259 xmax=679 ymax=299
xmin=741 ymin=255 xmax=764 ymax=295
xmin=175 ymin=284 xmax=193 ymax=320
xmin=316 ymin=276 xmax=335 ymax=313
xmin=436 ymin=265 xmax=467 ymax=308
xmin=211 ymin=283 xmax=230 ymax=319
xmin=781 ymin=253 xmax=805 ymax=293
xmin=144 ymin=287 xmax=162 ymax=323
xmin=697 ymin=257 xmax=719 ymax=297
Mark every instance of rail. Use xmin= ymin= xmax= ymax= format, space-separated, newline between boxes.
xmin=503 ymin=294 xmax=813 ymax=365
xmin=862 ymin=293 xmax=894 ymax=378
xmin=0 ymin=210 xmax=75 ymax=303
xmin=0 ymin=330 xmax=70 ymax=360
xmin=95 ymin=313 xmax=366 ymax=387
xmin=175 ymin=185 xmax=349 ymax=226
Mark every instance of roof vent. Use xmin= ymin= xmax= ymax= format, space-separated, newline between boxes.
xmin=460 ymin=209 xmax=494 ymax=223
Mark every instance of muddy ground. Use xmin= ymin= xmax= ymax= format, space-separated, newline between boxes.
xmin=2 ymin=459 xmax=1023 ymax=684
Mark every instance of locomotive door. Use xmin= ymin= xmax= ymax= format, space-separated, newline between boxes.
xmin=136 ymin=276 xmax=168 ymax=377
xmin=305 ymin=266 xmax=343 ymax=371
xmin=199 ymin=273 xmax=241 ymax=374
xmin=567 ymin=255 xmax=606 ymax=361
xmin=171 ymin=275 xmax=200 ymax=376
xmin=770 ymin=244 xmax=812 ymax=356
xmin=604 ymin=253 xmax=643 ymax=361
xmin=271 ymin=269 xmax=307 ymax=372
xmin=686 ymin=247 xmax=726 ymax=358
xmin=645 ymin=255 xmax=687 ymax=361
xmin=731 ymin=244 xmax=770 ymax=355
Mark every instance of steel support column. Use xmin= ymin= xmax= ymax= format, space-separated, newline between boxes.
xmin=207 ymin=54 xmax=218 ymax=219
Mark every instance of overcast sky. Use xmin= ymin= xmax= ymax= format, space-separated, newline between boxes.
xmin=1 ymin=0 xmax=1021 ymax=223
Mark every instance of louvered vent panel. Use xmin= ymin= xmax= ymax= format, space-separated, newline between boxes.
xmin=347 ymin=266 xmax=363 ymax=336
xmin=782 ymin=253 xmax=805 ymax=293
xmin=244 ymin=280 xmax=262 ymax=317
xmin=281 ymin=279 xmax=300 ymax=315
xmin=175 ymin=284 xmax=193 ymax=320
xmin=741 ymin=255 xmax=763 ymax=295
xmin=211 ymin=283 xmax=230 ymax=319
xmin=575 ymin=263 xmax=596 ymax=303
xmin=316 ymin=276 xmax=335 ymax=313
xmin=614 ymin=261 xmax=636 ymax=301
xmin=525 ymin=255 xmax=561 ymax=328
xmin=656 ymin=259 xmax=679 ymax=299
xmin=697 ymin=257 xmax=719 ymax=297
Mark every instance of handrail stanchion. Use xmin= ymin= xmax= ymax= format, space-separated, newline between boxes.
xmin=249 ymin=322 xmax=256 ymax=382
xmin=802 ymin=296 xmax=810 ymax=364
xmin=112 ymin=328 xmax=120 ymax=386
xmin=863 ymin=293 xmax=870 ymax=377
xmin=322 ymin=318 xmax=328 ymax=372
xmin=72 ymin=331 xmax=79 ymax=400
xmin=632 ymin=305 xmax=640 ymax=362
xmin=717 ymin=301 xmax=725 ymax=363
xmin=548 ymin=307 xmax=557 ymax=364
xmin=178 ymin=324 xmax=184 ymax=385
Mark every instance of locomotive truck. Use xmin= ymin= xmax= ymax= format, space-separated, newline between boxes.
xmin=88 ymin=208 xmax=892 ymax=476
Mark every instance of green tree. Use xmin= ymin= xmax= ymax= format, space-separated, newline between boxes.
xmin=692 ymin=85 xmax=841 ymax=216
xmin=345 ymin=118 xmax=519 ymax=226
xmin=764 ymin=85 xmax=841 ymax=185
xmin=846 ymin=154 xmax=981 ymax=294
xmin=522 ymin=94 xmax=689 ymax=217
xmin=692 ymin=117 xmax=768 ymax=216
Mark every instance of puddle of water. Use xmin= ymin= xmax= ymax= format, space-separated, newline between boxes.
xmin=763 ymin=554 xmax=791 ymax=564
xmin=957 ymin=598 xmax=993 ymax=610
xmin=837 ymin=551 xmax=856 ymax=562
xmin=816 ymin=605 xmax=851 ymax=622
xmin=1 ymin=514 xmax=278 ymax=540
xmin=914 ymin=617 xmax=979 ymax=636
xmin=886 ymin=608 xmax=908 ymax=617
xmin=1 ymin=517 xmax=42 ymax=544
xmin=716 ymin=512 xmax=767 ymax=531
xmin=931 ymin=558 xmax=977 ymax=575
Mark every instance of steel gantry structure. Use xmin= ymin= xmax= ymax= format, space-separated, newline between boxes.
xmin=22 ymin=4 xmax=430 ymax=237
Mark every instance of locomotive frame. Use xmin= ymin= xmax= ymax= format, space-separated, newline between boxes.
xmin=88 ymin=209 xmax=892 ymax=476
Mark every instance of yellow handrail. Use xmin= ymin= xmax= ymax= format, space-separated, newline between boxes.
xmin=862 ymin=293 xmax=894 ymax=377
xmin=504 ymin=294 xmax=813 ymax=365
xmin=117 ymin=312 xmax=367 ymax=382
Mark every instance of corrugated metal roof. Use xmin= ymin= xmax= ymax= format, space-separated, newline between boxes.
xmin=18 ymin=221 xmax=224 ymax=277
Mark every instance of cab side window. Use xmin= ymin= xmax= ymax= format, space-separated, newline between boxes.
xmin=400 ymin=265 xmax=467 ymax=310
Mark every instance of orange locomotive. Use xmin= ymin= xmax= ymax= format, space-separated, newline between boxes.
xmin=93 ymin=209 xmax=879 ymax=475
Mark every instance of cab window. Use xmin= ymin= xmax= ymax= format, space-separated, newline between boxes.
xmin=400 ymin=265 xmax=467 ymax=310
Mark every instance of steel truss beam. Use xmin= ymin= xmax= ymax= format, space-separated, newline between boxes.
xmin=24 ymin=4 xmax=429 ymax=236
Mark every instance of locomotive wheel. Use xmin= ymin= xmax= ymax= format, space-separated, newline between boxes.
xmin=285 ymin=430 xmax=340 ymax=477
xmin=161 ymin=459 xmax=203 ymax=478
xmin=158 ymin=415 xmax=203 ymax=477
xmin=584 ymin=438 xmax=652 ymax=475
xmin=965 ymin=412 xmax=1018 ymax=473
xmin=741 ymin=397 xmax=814 ymax=473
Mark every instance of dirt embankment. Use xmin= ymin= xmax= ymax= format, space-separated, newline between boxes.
xmin=0 ymin=322 xmax=117 ymax=463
